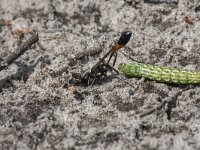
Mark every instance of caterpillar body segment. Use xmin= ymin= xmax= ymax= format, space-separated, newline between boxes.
xmin=118 ymin=63 xmax=200 ymax=84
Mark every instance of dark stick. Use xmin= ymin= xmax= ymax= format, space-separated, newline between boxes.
xmin=0 ymin=33 xmax=39 ymax=71
xmin=120 ymin=50 xmax=141 ymax=63
xmin=139 ymin=100 xmax=167 ymax=118
xmin=139 ymin=86 xmax=191 ymax=118
xmin=69 ymin=45 xmax=103 ymax=66
xmin=165 ymin=86 xmax=191 ymax=120
xmin=74 ymin=46 xmax=103 ymax=60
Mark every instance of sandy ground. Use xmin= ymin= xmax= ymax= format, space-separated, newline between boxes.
xmin=1 ymin=0 xmax=200 ymax=149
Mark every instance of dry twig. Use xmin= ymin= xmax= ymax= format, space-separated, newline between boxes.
xmin=138 ymin=86 xmax=191 ymax=119
xmin=0 ymin=33 xmax=39 ymax=71
xmin=139 ymin=100 xmax=167 ymax=118
xmin=74 ymin=46 xmax=103 ymax=60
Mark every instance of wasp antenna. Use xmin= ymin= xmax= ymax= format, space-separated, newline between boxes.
xmin=118 ymin=31 xmax=132 ymax=46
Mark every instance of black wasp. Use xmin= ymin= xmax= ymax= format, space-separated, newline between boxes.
xmin=81 ymin=31 xmax=132 ymax=86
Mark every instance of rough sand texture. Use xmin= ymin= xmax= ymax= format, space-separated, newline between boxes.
xmin=1 ymin=0 xmax=200 ymax=149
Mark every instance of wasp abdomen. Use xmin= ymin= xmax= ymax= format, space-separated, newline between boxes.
xmin=118 ymin=31 xmax=132 ymax=46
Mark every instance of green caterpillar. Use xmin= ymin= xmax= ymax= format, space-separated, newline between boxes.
xmin=118 ymin=62 xmax=200 ymax=84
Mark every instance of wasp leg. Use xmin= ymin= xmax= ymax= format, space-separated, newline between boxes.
xmin=112 ymin=53 xmax=118 ymax=66
xmin=106 ymin=52 xmax=117 ymax=67
xmin=104 ymin=63 xmax=119 ymax=74
xmin=107 ymin=54 xmax=112 ymax=64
